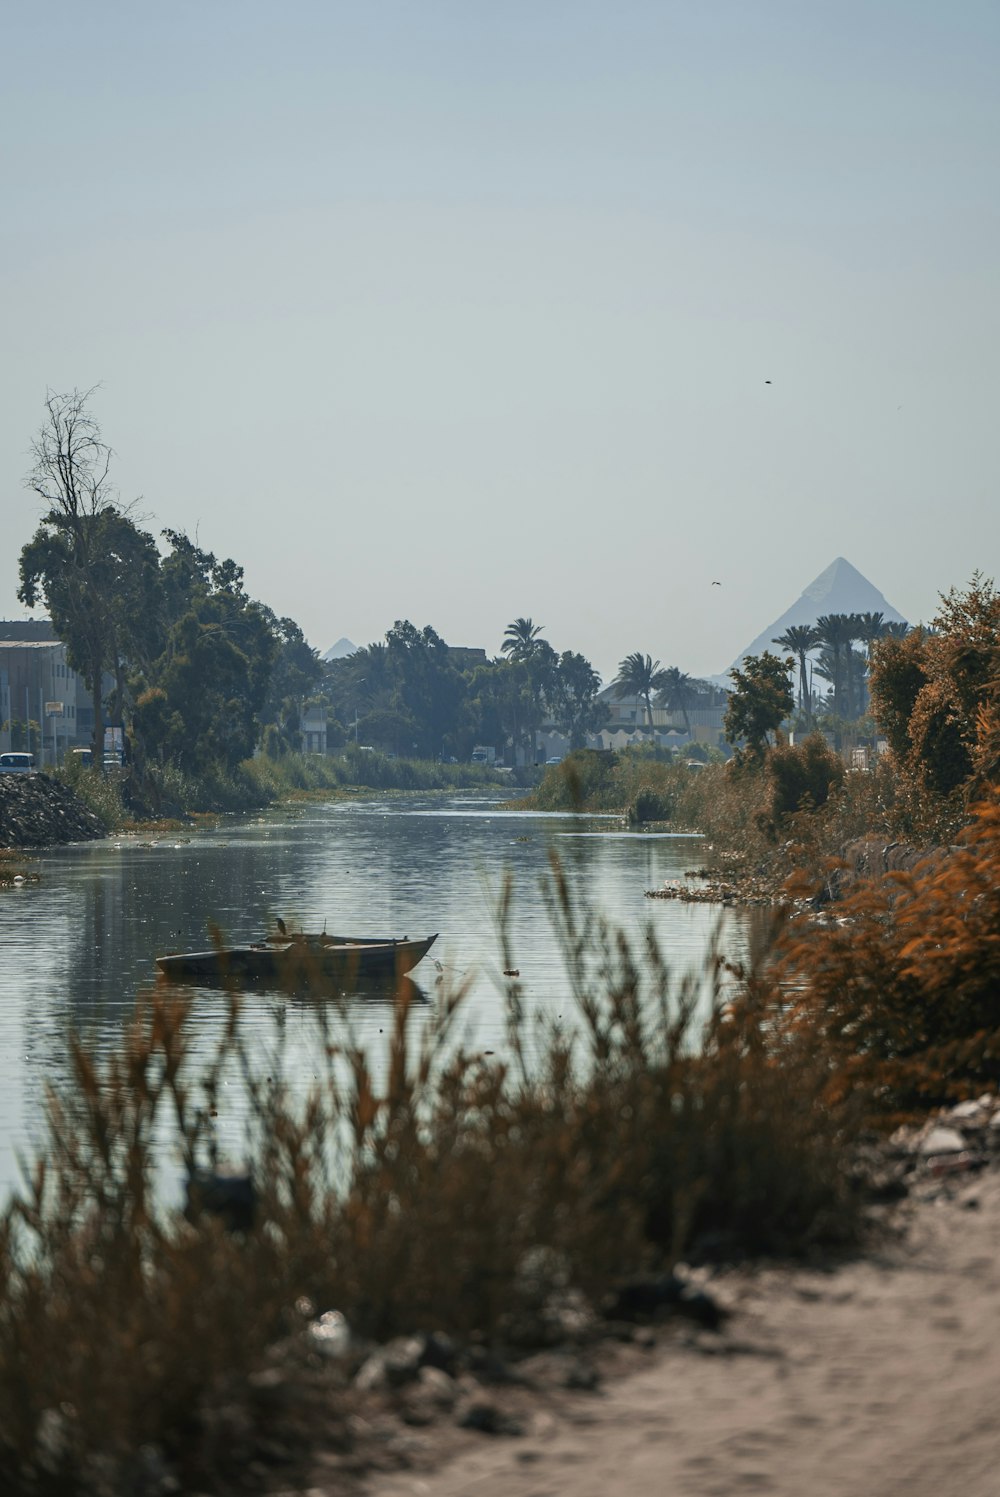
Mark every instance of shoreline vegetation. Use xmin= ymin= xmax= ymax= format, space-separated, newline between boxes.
xmin=4 ymin=791 xmax=1000 ymax=1491
xmin=0 ymin=747 xmax=518 ymax=853
xmin=3 ymin=574 xmax=1000 ymax=1490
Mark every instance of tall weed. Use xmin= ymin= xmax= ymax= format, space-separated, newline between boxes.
xmin=0 ymin=865 xmax=861 ymax=1492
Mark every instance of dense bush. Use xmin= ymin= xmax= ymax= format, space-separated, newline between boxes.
xmin=766 ymin=734 xmax=845 ymax=822
xmin=57 ymin=760 xmax=127 ymax=832
xmin=778 ymin=790 xmax=1000 ymax=1115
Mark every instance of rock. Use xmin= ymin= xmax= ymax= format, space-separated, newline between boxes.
xmin=354 ymin=1354 xmax=388 ymax=1393
xmin=947 ymin=1100 xmax=986 ymax=1121
xmin=308 ymin=1310 xmax=351 ymax=1360
xmin=399 ymin=1367 xmax=458 ymax=1426
xmin=603 ymin=1273 xmax=726 ymax=1330
xmin=455 ymin=1392 xmax=522 ymax=1436
xmin=382 ymin=1336 xmax=426 ymax=1387
xmin=417 ymin=1365 xmax=458 ymax=1407
xmin=465 ymin=1345 xmax=521 ymax=1383
xmin=918 ymin=1126 xmax=967 ymax=1156
xmin=420 ymin=1330 xmax=458 ymax=1376
xmin=927 ymin=1151 xmax=984 ymax=1178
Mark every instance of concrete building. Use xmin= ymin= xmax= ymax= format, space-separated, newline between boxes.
xmin=0 ymin=621 xmax=91 ymax=765
xmin=301 ymin=703 xmax=328 ymax=755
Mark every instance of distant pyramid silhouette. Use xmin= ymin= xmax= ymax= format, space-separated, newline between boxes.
xmin=322 ymin=636 xmax=357 ymax=662
xmin=730 ymin=558 xmax=907 ymax=671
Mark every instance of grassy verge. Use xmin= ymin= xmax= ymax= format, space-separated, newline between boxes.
xmin=530 ymin=745 xmax=968 ymax=897
xmin=57 ymin=750 xmax=513 ymax=826
xmin=56 ymin=762 xmax=129 ymax=833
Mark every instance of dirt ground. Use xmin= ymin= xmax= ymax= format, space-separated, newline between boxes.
xmin=356 ymin=1166 xmax=1000 ymax=1497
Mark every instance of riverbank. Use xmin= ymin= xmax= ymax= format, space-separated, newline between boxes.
xmin=361 ymin=1144 xmax=1000 ymax=1497
xmin=0 ymin=759 xmax=523 ymax=854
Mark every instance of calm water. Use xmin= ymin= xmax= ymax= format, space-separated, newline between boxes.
xmin=0 ymin=794 xmax=763 ymax=1199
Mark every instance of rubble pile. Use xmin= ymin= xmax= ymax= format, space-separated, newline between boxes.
xmin=0 ymin=773 xmax=105 ymax=849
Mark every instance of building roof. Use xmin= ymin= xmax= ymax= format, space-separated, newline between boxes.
xmin=0 ymin=620 xmax=56 ymax=641
xmin=0 ymin=639 xmax=65 ymax=650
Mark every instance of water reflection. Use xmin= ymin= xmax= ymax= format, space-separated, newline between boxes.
xmin=0 ymin=794 xmax=764 ymax=1197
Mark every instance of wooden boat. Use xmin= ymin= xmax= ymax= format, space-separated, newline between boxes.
xmin=155 ymin=933 xmax=437 ymax=989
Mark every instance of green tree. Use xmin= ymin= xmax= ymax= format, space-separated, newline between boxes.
xmin=767 ymin=733 xmax=845 ymax=820
xmin=260 ymin=614 xmax=323 ymax=753
xmin=466 ymin=658 xmax=534 ymax=765
xmin=724 ymin=652 xmax=795 ymax=762
xmin=384 ymin=621 xmax=465 ymax=758
xmin=501 ymin=617 xmax=546 ymax=662
xmin=549 ymin=651 xmax=607 ymax=749
xmin=613 ymin=653 xmax=664 ymax=735
xmin=869 ymin=575 xmax=1000 ymax=799
xmin=813 ymin=614 xmax=854 ymax=719
xmin=867 ymin=629 xmax=928 ymax=761
xmin=18 ymin=390 xmax=161 ymax=762
xmin=655 ymin=666 xmax=699 ymax=737
xmin=771 ymin=625 xmax=820 ymax=721
xmin=523 ymin=641 xmax=558 ymax=763
xmin=134 ymin=533 xmax=278 ymax=774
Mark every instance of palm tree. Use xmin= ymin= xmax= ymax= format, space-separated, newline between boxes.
xmin=814 ymin=614 xmax=858 ymax=719
xmin=501 ymin=618 xmax=546 ymax=663
xmin=883 ymin=620 xmax=910 ymax=639
xmin=854 ymin=611 xmax=889 ymax=713
xmin=772 ymin=624 xmax=820 ymax=721
xmin=855 ymin=611 xmax=886 ymax=654
xmin=613 ymin=652 xmax=664 ymax=734
xmin=655 ymin=666 xmax=697 ymax=736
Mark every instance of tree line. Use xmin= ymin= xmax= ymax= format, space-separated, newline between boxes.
xmin=17 ymin=391 xmax=322 ymax=791
xmin=18 ymin=391 xmax=933 ymax=791
xmin=15 ymin=393 xmax=716 ymax=788
xmin=772 ymin=613 xmax=910 ymax=727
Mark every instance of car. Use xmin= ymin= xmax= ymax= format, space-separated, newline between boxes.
xmin=546 ymin=756 xmax=563 ymax=765
xmin=0 ymin=752 xmax=35 ymax=773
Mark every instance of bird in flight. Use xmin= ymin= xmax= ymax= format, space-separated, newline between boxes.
xmin=712 ymin=580 xmax=722 ymax=586
xmin=764 ymin=380 xmax=772 ymax=385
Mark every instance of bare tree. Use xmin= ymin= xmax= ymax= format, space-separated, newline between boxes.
xmin=27 ymin=386 xmax=115 ymax=522
xmin=19 ymin=389 xmax=150 ymax=762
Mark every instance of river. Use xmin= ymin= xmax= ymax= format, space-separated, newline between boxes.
xmin=0 ymin=793 xmax=765 ymax=1201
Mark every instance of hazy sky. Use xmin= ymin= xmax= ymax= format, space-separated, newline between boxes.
xmin=3 ymin=2 xmax=997 ymax=681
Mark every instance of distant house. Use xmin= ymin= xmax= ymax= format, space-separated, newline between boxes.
xmin=595 ymin=685 xmax=727 ymax=747
xmin=447 ymin=646 xmax=489 ymax=672
xmin=0 ymin=620 xmax=90 ymax=764
xmin=300 ymin=703 xmax=327 ymax=755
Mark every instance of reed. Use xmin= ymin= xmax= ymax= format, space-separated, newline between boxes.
xmin=0 ymin=861 xmax=864 ymax=1493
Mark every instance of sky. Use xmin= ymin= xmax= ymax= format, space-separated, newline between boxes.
xmin=2 ymin=2 xmax=998 ymax=682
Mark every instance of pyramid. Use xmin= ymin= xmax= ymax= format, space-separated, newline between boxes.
xmin=321 ymin=636 xmax=358 ymax=662
xmin=729 ymin=558 xmax=907 ymax=671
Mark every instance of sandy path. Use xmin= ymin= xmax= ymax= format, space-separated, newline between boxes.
xmin=366 ymin=1170 xmax=1000 ymax=1497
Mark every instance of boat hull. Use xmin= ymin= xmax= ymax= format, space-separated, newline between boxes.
xmin=156 ymin=934 xmax=437 ymax=990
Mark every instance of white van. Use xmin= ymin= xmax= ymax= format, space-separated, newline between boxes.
xmin=0 ymin=752 xmax=36 ymax=773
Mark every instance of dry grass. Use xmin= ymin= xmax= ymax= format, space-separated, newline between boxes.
xmin=0 ymin=863 xmax=868 ymax=1493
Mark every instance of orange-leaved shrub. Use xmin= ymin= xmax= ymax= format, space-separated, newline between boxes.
xmin=776 ymin=789 xmax=1000 ymax=1115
